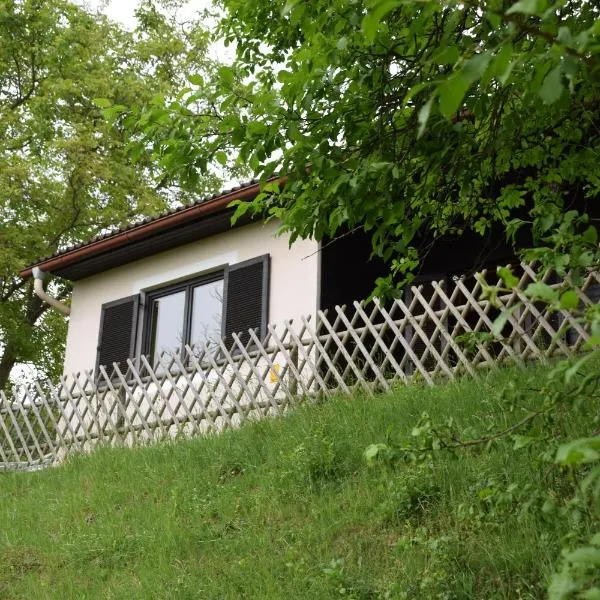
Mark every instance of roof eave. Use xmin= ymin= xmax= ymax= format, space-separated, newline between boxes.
xmin=20 ymin=179 xmax=275 ymax=280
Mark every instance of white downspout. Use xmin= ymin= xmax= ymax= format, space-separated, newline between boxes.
xmin=32 ymin=267 xmax=71 ymax=316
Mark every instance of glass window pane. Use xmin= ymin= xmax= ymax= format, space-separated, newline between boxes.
xmin=150 ymin=290 xmax=186 ymax=365
xmin=190 ymin=279 xmax=223 ymax=351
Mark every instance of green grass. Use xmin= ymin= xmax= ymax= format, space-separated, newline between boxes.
xmin=0 ymin=363 xmax=598 ymax=599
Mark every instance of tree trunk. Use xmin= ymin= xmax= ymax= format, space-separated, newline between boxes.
xmin=0 ymin=344 xmax=16 ymax=392
xmin=0 ymin=288 xmax=48 ymax=392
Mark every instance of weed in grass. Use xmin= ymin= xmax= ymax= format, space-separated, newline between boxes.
xmin=372 ymin=470 xmax=441 ymax=528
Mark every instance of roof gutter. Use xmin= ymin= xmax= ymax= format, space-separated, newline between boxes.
xmin=20 ymin=178 xmax=282 ymax=279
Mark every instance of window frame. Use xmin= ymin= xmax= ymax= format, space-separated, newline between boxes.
xmin=142 ymin=270 xmax=225 ymax=363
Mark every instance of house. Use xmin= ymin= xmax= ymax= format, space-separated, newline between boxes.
xmin=20 ymin=178 xmax=520 ymax=378
xmin=19 ymin=179 xmax=381 ymax=376
xmin=16 ymin=178 xmax=598 ymax=464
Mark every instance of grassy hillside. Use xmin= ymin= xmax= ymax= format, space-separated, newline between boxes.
xmin=0 ymin=364 xmax=598 ymax=599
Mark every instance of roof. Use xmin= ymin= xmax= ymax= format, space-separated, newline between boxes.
xmin=20 ymin=178 xmax=275 ymax=281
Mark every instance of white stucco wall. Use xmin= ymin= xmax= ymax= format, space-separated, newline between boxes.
xmin=63 ymin=220 xmax=319 ymax=375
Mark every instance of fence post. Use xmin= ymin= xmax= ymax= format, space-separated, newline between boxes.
xmin=289 ymin=339 xmax=299 ymax=397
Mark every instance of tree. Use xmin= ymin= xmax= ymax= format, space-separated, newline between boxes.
xmin=107 ymin=3 xmax=600 ymax=594
xmin=0 ymin=0 xmax=220 ymax=390
xmin=129 ymin=0 xmax=600 ymax=291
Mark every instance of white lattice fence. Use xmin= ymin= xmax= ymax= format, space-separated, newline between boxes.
xmin=2 ymin=263 xmax=599 ymax=470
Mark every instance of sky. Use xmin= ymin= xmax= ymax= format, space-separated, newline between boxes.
xmin=81 ymin=0 xmax=200 ymax=30
xmin=77 ymin=0 xmax=234 ymax=62
xmin=104 ymin=0 xmax=158 ymax=28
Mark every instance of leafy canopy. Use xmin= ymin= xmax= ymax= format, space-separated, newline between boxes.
xmin=131 ymin=0 xmax=600 ymax=292
xmin=0 ymin=0 xmax=219 ymax=388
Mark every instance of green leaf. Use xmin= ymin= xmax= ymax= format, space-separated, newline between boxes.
xmin=247 ymin=121 xmax=268 ymax=137
xmin=524 ymin=281 xmax=559 ymax=303
xmin=462 ymin=53 xmax=491 ymax=84
xmin=361 ymin=0 xmax=401 ymax=43
xmin=249 ymin=152 xmax=260 ymax=171
xmin=542 ymin=499 xmax=555 ymax=514
xmin=491 ymin=306 xmax=518 ymax=338
xmin=538 ymin=211 xmax=555 ymax=233
xmin=585 ymin=335 xmax=600 ymax=349
xmin=559 ymin=290 xmax=578 ymax=310
xmin=478 ymin=486 xmax=495 ymax=500
xmin=218 ymin=66 xmax=235 ymax=88
xmin=215 ymin=150 xmax=228 ymax=166
xmin=417 ymin=95 xmax=435 ymax=138
xmin=364 ymin=443 xmax=390 ymax=466
xmin=583 ymin=225 xmax=598 ymax=245
xmin=262 ymin=181 xmax=281 ymax=194
xmin=565 ymin=547 xmax=600 ymax=565
xmin=498 ymin=61 xmax=516 ymax=86
xmin=564 ymin=352 xmax=596 ymax=384
xmin=513 ymin=435 xmax=535 ymax=449
xmin=539 ymin=66 xmax=563 ymax=105
xmin=491 ymin=44 xmax=515 ymax=85
xmin=336 ymin=37 xmax=348 ymax=51
xmin=361 ymin=14 xmax=379 ymax=43
xmin=492 ymin=44 xmax=513 ymax=76
xmin=438 ymin=76 xmax=469 ymax=118
xmin=229 ymin=199 xmax=254 ymax=225
xmin=549 ymin=571 xmax=578 ymax=600
xmin=187 ymin=74 xmax=204 ymax=86
xmin=497 ymin=266 xmax=519 ymax=289
xmin=93 ymin=98 xmax=112 ymax=108
xmin=281 ymin=0 xmax=299 ymax=15
xmin=556 ymin=437 xmax=600 ymax=465
xmin=557 ymin=26 xmax=573 ymax=45
xmin=436 ymin=45 xmax=460 ymax=65
xmin=506 ymin=0 xmax=546 ymax=16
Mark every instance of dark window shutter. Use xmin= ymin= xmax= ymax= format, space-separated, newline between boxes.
xmin=96 ymin=295 xmax=140 ymax=374
xmin=222 ymin=255 xmax=270 ymax=348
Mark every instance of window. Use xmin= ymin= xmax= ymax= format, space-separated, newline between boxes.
xmin=96 ymin=254 xmax=270 ymax=375
xmin=144 ymin=273 xmax=224 ymax=366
